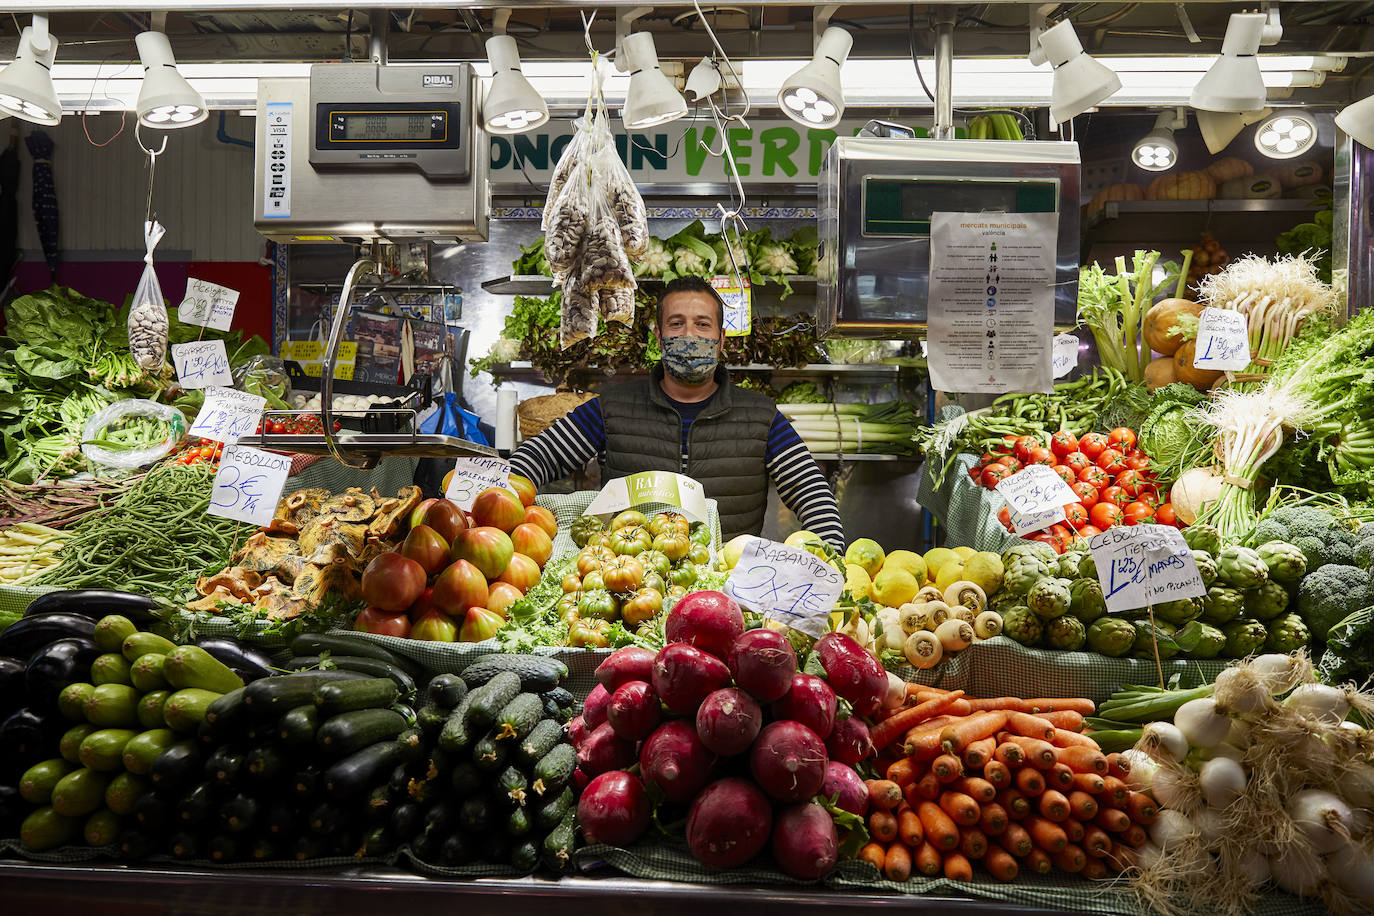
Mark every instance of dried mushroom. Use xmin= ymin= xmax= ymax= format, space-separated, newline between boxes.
xmin=369 ymin=485 xmax=423 ymax=539
xmin=319 ymin=487 xmax=376 ymax=522
xmin=268 ymin=487 xmax=330 ymax=535
xmin=195 ymin=568 xmax=263 ymax=601
xmin=293 ymin=562 xmax=361 ymax=606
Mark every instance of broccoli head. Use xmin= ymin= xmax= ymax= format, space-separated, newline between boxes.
xmin=1355 ymin=523 xmax=1374 ymax=570
xmin=1254 ymin=506 xmax=1356 ymax=568
xmin=1297 ymin=564 xmax=1373 ymax=642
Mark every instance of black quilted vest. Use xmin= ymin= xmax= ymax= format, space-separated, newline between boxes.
xmin=599 ymin=365 xmax=775 ymax=540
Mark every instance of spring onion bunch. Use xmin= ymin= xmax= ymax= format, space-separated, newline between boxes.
xmin=778 ymin=401 xmax=920 ymax=456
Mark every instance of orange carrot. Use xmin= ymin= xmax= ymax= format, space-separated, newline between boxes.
xmin=1082 ymin=824 xmax=1112 ymax=858
xmin=1081 ymin=856 xmax=1109 ymax=880
xmin=998 ymin=822 xmax=1033 ymax=857
xmin=1122 ymin=823 xmax=1149 ymax=848
xmin=953 ymin=776 xmax=997 ymax=804
xmin=1006 ymin=711 xmax=1055 ymax=740
xmin=906 ymin=683 xmax=956 ymax=698
xmin=959 ymin=826 xmax=988 ymax=859
xmin=918 ymin=800 xmax=960 ymax=851
xmin=1064 ymin=818 xmax=1086 ymax=843
xmin=1024 ymin=814 xmax=1068 ymax=852
xmin=902 ymin=781 xmax=923 ymax=810
xmin=997 ymin=788 xmax=1031 ymax=819
xmin=931 ymin=753 xmax=963 ymax=783
xmin=964 ymin=697 xmax=1095 ymax=715
xmin=943 ymin=851 xmax=973 ymax=881
xmin=1015 ymin=766 xmax=1046 ymax=797
xmin=1127 ymin=791 xmax=1159 ymax=825
xmin=984 ymin=759 xmax=1012 ymax=788
xmin=992 ymin=741 xmax=1024 ymax=768
xmin=869 ymin=690 xmax=967 ymax=751
xmin=1002 ymin=735 xmax=1056 ymax=769
xmin=939 ymin=710 xmax=1009 ymax=755
xmin=870 ymin=809 xmax=899 ymax=843
xmin=1052 ymin=843 xmax=1087 ymax=873
xmin=979 ymin=802 xmax=1008 ymax=836
xmin=904 ymin=727 xmax=948 ymax=761
xmin=886 ymin=757 xmax=919 ymax=787
xmin=1093 ymin=807 xmax=1131 ymax=834
xmin=1037 ymin=789 xmax=1071 ymax=822
xmin=1024 ymin=847 xmax=1052 ymax=874
xmin=1099 ymin=776 xmax=1130 ymax=808
xmin=859 ymin=842 xmax=887 ymax=870
xmin=904 ymin=714 xmax=960 ymax=741
xmin=913 ymin=840 xmax=943 ymax=876
xmin=1068 ymin=790 xmax=1099 ymax=821
xmin=897 ymin=804 xmax=924 ymax=846
xmin=1049 ymin=727 xmax=1098 ymax=749
xmin=1048 ymin=763 xmax=1076 ymax=791
xmin=1040 ymin=709 xmax=1086 ymax=731
xmin=983 ymin=845 xmax=1019 ymax=881
xmin=1104 ymin=842 xmax=1138 ymax=871
xmin=913 ymin=771 xmax=942 ymax=802
xmin=939 ymin=791 xmax=981 ymax=827
xmin=1106 ymin=752 xmax=1131 ymax=780
xmin=866 ymin=779 xmax=903 ymax=810
xmin=1057 ymin=745 xmax=1108 ymax=775
xmin=963 ymin=735 xmax=997 ymax=771
xmin=883 ymin=841 xmax=912 ymax=881
xmin=1072 ymin=772 xmax=1107 ymax=794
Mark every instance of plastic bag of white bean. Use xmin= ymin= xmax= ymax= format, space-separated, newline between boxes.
xmin=128 ymin=220 xmax=170 ymax=371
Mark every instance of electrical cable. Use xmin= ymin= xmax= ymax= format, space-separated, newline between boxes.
xmin=908 ymin=5 xmax=1035 ymax=139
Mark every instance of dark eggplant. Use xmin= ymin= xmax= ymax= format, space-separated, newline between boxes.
xmin=0 ymin=783 xmax=23 ymax=833
xmin=194 ymin=638 xmax=276 ymax=682
xmin=24 ymin=589 xmax=157 ymax=622
xmin=24 ymin=637 xmax=100 ymax=714
xmin=1 ymin=707 xmax=58 ymax=777
xmin=0 ymin=614 xmax=96 ymax=659
xmin=0 ymin=656 xmax=25 ymax=712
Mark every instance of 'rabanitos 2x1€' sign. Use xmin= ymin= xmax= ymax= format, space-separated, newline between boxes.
xmin=725 ymin=537 xmax=845 ymax=639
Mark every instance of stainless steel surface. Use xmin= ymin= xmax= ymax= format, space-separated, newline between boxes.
xmin=1334 ymin=131 xmax=1358 ymax=317
xmin=233 ymin=431 xmax=498 ymax=459
xmin=481 ymin=275 xmax=817 ymax=296
xmin=932 ymin=9 xmax=955 ymax=141
xmin=322 ymin=257 xmax=385 ymax=468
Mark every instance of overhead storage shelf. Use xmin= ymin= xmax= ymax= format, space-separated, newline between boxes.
xmin=1082 ymin=197 xmax=1324 ymax=240
xmin=480 ymin=275 xmax=818 ymax=296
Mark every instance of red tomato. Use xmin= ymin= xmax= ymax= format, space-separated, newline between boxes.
xmin=1050 ymin=523 xmax=1073 ymax=540
xmin=978 ymin=452 xmax=997 ymax=468
xmin=1050 ymin=430 xmax=1079 ymax=458
xmin=1124 ymin=454 xmax=1152 ymax=472
xmin=1050 ymin=465 xmax=1077 ymax=486
xmin=1071 ymin=482 xmax=1100 ymax=508
xmin=1079 ymin=432 xmax=1109 ymax=459
xmin=1089 ymin=502 xmax=1124 ymax=529
xmin=996 ymin=456 xmax=1023 ymax=473
xmin=1096 ymin=448 xmax=1127 ymax=476
xmin=1138 ymin=487 xmax=1162 ymax=507
xmin=1077 ymin=465 xmax=1110 ymax=490
xmin=1027 ymin=447 xmax=1056 ymax=467
xmin=1123 ymin=501 xmax=1156 ymax=526
xmin=1029 ymin=532 xmax=1065 ymax=555
xmin=1155 ymin=503 xmax=1178 ymax=526
xmin=1014 ymin=435 xmax=1041 ymax=464
xmin=969 ymin=463 xmax=984 ymax=483
xmin=1064 ymin=503 xmax=1089 ymax=530
xmin=1114 ymin=469 xmax=1147 ymax=497
xmin=1064 ymin=452 xmax=1092 ymax=473
xmin=993 ymin=435 xmax=1017 ymax=455
xmin=1109 ymin=428 xmax=1138 ymax=452
xmin=1099 ymin=486 xmax=1131 ymax=509
xmin=981 ymin=464 xmax=1013 ymax=489
xmin=997 ymin=506 xmax=1014 ymax=532
xmin=1078 ymin=524 xmax=1103 ymax=538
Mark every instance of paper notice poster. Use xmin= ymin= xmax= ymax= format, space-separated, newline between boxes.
xmin=926 ymin=211 xmax=1059 ymax=394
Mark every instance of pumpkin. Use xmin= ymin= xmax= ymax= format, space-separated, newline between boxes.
xmin=1143 ymin=298 xmax=1204 ymax=356
xmin=1274 ymin=160 xmax=1323 ymax=189
xmin=1204 ymin=156 xmax=1254 ymax=183
xmin=1173 ymin=339 xmax=1224 ymax=391
xmin=1086 ymin=183 xmax=1144 ymax=217
xmin=1146 ymin=171 xmax=1217 ymax=201
xmin=1144 ymin=356 xmax=1176 ymax=390
xmin=1218 ymin=174 xmax=1281 ymax=200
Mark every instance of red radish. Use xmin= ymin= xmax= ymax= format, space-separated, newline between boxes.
xmin=572 ymin=767 xmax=589 ymax=792
xmin=595 ymin=647 xmax=657 ymax=692
xmin=727 ymin=628 xmax=798 ymax=702
xmin=665 ymin=590 xmax=745 ymax=659
xmin=686 ymin=777 xmax=773 ymax=868
xmin=576 ymin=722 xmax=637 ymax=777
xmin=749 ymin=720 xmax=829 ymax=803
xmin=651 ymin=642 xmax=731 ymax=715
xmin=825 ymin=715 xmax=874 ymax=766
xmin=814 ymin=632 xmax=888 ymax=717
xmin=567 ymin=715 xmax=590 ymax=748
xmin=578 ymin=771 xmax=651 ymax=846
xmin=772 ymin=802 xmax=839 ymax=879
xmin=695 ymin=687 xmax=763 ymax=756
xmin=582 ymin=683 xmax=611 ymax=729
xmin=640 ymin=720 xmax=716 ymax=803
xmin=606 ymin=680 xmax=661 ymax=741
xmin=771 ymin=674 xmax=837 ymax=739
xmin=821 ymin=761 xmax=869 ymax=817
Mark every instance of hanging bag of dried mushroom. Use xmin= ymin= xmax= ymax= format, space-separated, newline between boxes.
xmin=128 ymin=220 xmax=170 ymax=371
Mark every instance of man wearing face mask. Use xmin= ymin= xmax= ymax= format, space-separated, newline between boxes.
xmin=509 ymin=277 xmax=844 ymax=549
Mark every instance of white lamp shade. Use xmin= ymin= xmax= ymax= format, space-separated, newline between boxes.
xmin=1190 ymin=13 xmax=1268 ymax=112
xmin=0 ymin=26 xmax=61 ymax=125
xmin=620 ymin=32 xmax=687 ymax=129
xmin=135 ymin=31 xmax=206 ymax=128
xmin=1254 ymin=112 xmax=1317 ymax=159
xmin=1132 ymin=129 xmax=1178 ymax=171
xmin=1196 ymin=107 xmax=1271 ymax=154
xmin=778 ymin=26 xmax=851 ymax=129
xmin=1037 ymin=21 xmax=1120 ymax=124
xmin=1336 ymin=95 xmax=1374 ymax=149
xmin=484 ymin=35 xmax=548 ymax=134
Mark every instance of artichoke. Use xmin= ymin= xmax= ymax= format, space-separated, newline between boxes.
xmin=1221 ymin=619 xmax=1268 ymax=658
xmin=1189 ymin=623 xmax=1227 ymax=659
xmin=1077 ymin=551 xmax=1097 ymax=582
xmin=989 ymin=589 xmax=1023 ymax=614
xmin=1131 ymin=619 xmax=1180 ymax=659
xmin=1003 ymin=556 xmax=1053 ymax=596
xmin=1001 ymin=605 xmax=1043 ymax=647
xmin=1086 ymin=617 xmax=1136 ymax=657
xmin=1255 ymin=540 xmax=1307 ymax=585
xmin=1264 ymin=612 xmax=1310 ymax=653
xmin=1027 ymin=577 xmax=1072 ymax=620
xmin=1202 ymin=586 xmax=1246 ymax=625
xmin=1155 ymin=596 xmax=1205 ymax=626
xmin=1002 ymin=541 xmax=1058 ymax=567
xmin=1192 ymin=550 xmax=1218 ymax=587
xmin=1182 ymin=523 xmax=1222 ymax=557
xmin=1057 ymin=549 xmax=1087 ymax=580
xmin=1068 ymin=577 xmax=1106 ymax=624
xmin=1217 ymin=545 xmax=1269 ymax=590
xmin=1243 ymin=579 xmax=1290 ymax=622
xmin=1045 ymin=615 xmax=1087 ymax=651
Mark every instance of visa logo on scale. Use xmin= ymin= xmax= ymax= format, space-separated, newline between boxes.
xmin=986 ymin=242 xmax=998 ymax=381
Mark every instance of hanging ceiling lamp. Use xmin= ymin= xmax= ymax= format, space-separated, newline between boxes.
xmin=136 ymin=30 xmax=207 ymax=128
xmin=0 ymin=16 xmax=62 ymax=125
xmin=1030 ymin=19 xmax=1120 ymax=125
xmin=778 ymin=26 xmax=851 ymax=129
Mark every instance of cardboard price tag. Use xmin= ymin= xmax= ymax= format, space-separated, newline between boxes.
xmin=1193 ymin=307 xmax=1250 ymax=371
xmin=995 ymin=465 xmax=1078 ymax=535
xmin=585 ymin=472 xmax=708 ymax=523
xmin=177 ymin=278 xmax=240 ymax=332
xmin=713 ymin=276 xmax=752 ymax=338
xmin=188 ymin=387 xmax=266 ymax=444
xmin=1088 ymin=524 xmax=1206 ymax=613
xmin=444 ymin=457 xmax=512 ymax=511
xmin=207 ymin=445 xmax=291 ymax=527
xmin=725 ymin=538 xmax=844 ymax=638
xmin=1053 ymin=333 xmax=1080 ymax=379
xmin=172 ymin=340 xmax=233 ymax=389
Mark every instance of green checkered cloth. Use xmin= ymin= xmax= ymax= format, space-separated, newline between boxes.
xmin=917 ymin=407 xmax=1020 ymax=554
xmin=536 ymin=491 xmax=724 ymax=563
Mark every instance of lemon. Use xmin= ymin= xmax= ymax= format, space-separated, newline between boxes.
xmin=871 ymin=566 xmax=920 ymax=608
xmin=723 ymin=535 xmax=759 ymax=570
xmin=952 ymin=546 xmax=977 ymax=561
xmin=961 ymin=551 xmax=1005 ymax=596
xmin=784 ymin=530 xmax=819 ymax=549
xmin=845 ymin=538 xmax=886 ymax=577
xmin=883 ymin=550 xmax=928 ymax=586
xmin=935 ymin=560 xmax=967 ymax=592
xmin=923 ymin=547 xmax=959 ymax=578
xmin=845 ymin=564 xmax=874 ymax=601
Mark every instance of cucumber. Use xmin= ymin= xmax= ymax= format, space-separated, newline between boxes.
xmin=91 ymin=652 xmax=133 ymax=686
xmin=494 ymin=692 xmax=543 ymax=742
xmin=467 ymin=671 xmax=521 ymax=730
xmin=83 ymin=683 xmax=140 ymax=728
xmin=278 ymin=704 xmax=319 ymax=747
xmin=427 ymin=673 xmax=467 ymax=708
xmin=542 ymin=809 xmax=577 ymax=873
xmin=314 ymin=677 xmax=399 ymax=716
xmin=290 ymin=633 xmax=421 ymax=678
xmin=450 ymin=760 xmax=483 ymax=796
xmin=149 ymin=740 xmax=201 ymax=791
xmin=205 ymin=746 xmax=244 ymax=787
xmin=129 ymin=653 xmax=170 ymax=692
xmin=416 ymin=703 xmax=448 ymax=736
xmin=497 ymin=764 xmax=529 ymax=807
xmin=439 ymin=692 xmax=479 ymax=752
xmin=460 ymin=655 xmax=567 ymax=693
xmin=164 ymin=645 xmax=245 ymax=694
xmin=359 ymin=825 xmax=394 ymax=858
xmin=242 ymin=671 xmax=363 ymax=715
xmin=264 ymin=799 xmax=296 ymax=836
xmin=308 ymin=801 xmax=343 ymax=836
xmin=517 ymin=719 xmax=564 ymax=766
xmin=51 ymin=767 xmax=109 ymax=817
xmin=316 ymin=708 xmax=407 ymax=757
xmin=407 ymin=772 xmax=441 ymax=806
xmin=541 ymin=696 xmax=561 ymax=720
xmin=20 ymin=806 xmax=79 ymax=852
xmin=121 ymin=631 xmax=176 ymax=663
xmin=509 ymin=838 xmax=539 ymax=872
xmin=177 ymin=781 xmax=217 ymax=825
xmin=324 ymin=740 xmax=405 ymax=798
xmin=78 ymin=727 xmax=138 ymax=772
xmin=542 ymin=686 xmax=574 ymax=709
xmin=204 ymin=686 xmax=248 ymax=736
xmin=163 ymin=688 xmax=223 ymax=733
xmin=472 ymin=732 xmax=508 ymax=772
xmin=220 ymin=793 xmax=258 ymax=833
xmin=395 ymin=726 xmax=425 ymax=762
xmin=389 ymin=801 xmax=424 ymax=840
xmin=457 ymin=795 xmax=491 ymax=834
xmin=58 ymin=682 xmax=94 ymax=721
xmin=531 ymin=743 xmax=575 ymax=796
xmin=292 ymin=764 xmax=322 ymax=801
xmin=208 ymin=834 xmax=240 ymax=863
xmin=104 ymin=771 xmax=148 ymax=816
xmin=137 ymin=691 xmax=171 ymax=729
xmin=245 ymin=745 xmax=288 ymax=783
xmin=536 ymin=786 xmax=575 ymax=831
xmin=365 ymin=784 xmax=394 ymax=824
xmin=59 ymin=723 xmax=98 ymax=764
xmin=93 ymin=615 xmax=138 ymax=653
xmin=169 ymin=831 xmax=201 ymax=860
xmin=122 ymin=728 xmax=176 ymax=775
xmin=439 ymin=832 xmax=474 ymax=866
xmin=20 ymin=758 xmax=74 ymax=804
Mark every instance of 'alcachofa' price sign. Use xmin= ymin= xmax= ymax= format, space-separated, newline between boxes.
xmin=1088 ymin=524 xmax=1206 ymax=613
xmin=444 ymin=456 xmax=512 ymax=511
xmin=725 ymin=538 xmax=844 ymax=638
xmin=207 ymin=445 xmax=291 ymax=527
xmin=1193 ymin=307 xmax=1251 ymax=371
xmin=995 ymin=464 xmax=1078 ymax=535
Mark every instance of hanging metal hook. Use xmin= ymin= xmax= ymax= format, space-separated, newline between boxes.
xmin=135 ymin=123 xmax=166 ymax=226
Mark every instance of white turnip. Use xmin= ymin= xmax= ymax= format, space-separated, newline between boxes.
xmin=686 ymin=777 xmax=773 ymax=868
xmin=651 ymin=642 xmax=732 ymax=715
xmin=750 ymin=720 xmax=829 ymax=803
xmin=695 ymin=687 xmax=763 ymax=756
xmin=582 ymin=682 xmax=612 ymax=729
xmin=825 ymin=715 xmax=873 ymax=766
xmin=771 ymin=674 xmax=837 ymax=739
xmin=772 ymin=802 xmax=839 ymax=880
xmin=727 ymin=628 xmax=797 ymax=702
xmin=640 ymin=719 xmax=717 ymax=803
xmin=595 ymin=646 xmax=657 ymax=692
xmin=576 ymin=721 xmax=637 ymax=777
xmin=814 ymin=632 xmax=888 ymax=717
xmin=578 ymin=770 xmax=651 ymax=846
xmin=606 ymin=680 xmax=662 ymax=741
xmin=666 ymin=590 xmax=746 ymax=659
xmin=820 ymin=760 xmax=869 ymax=817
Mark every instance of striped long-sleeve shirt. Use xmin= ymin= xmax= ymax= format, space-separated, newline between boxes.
xmin=510 ymin=396 xmax=846 ymax=550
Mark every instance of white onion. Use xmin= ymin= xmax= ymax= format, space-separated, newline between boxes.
xmin=1288 ymin=789 xmax=1356 ymax=854
xmin=1213 ymin=666 xmax=1271 ymax=715
xmin=1199 ymin=756 xmax=1247 ymax=808
xmin=1149 ymin=809 xmax=1198 ymax=851
xmin=1143 ymin=721 xmax=1189 ymax=762
xmin=1250 ymin=653 xmax=1305 ymax=694
xmin=1150 ymin=764 xmax=1194 ymax=810
xmin=1224 ymin=718 xmax=1252 ymax=750
xmin=1121 ymin=749 xmax=1158 ymax=792
xmin=1270 ymin=844 xmax=1328 ymax=897
xmin=1136 ymin=841 xmax=1163 ymax=871
xmin=1237 ymin=849 xmax=1271 ymax=890
xmin=1329 ymin=844 xmax=1374 ymax=905
xmin=1341 ymin=763 xmax=1374 ymax=809
xmin=1201 ymin=742 xmax=1244 ymax=762
xmin=1174 ymin=697 xmax=1233 ymax=748
xmin=1195 ymin=806 xmax=1223 ymax=846
xmin=1285 ymin=684 xmax=1351 ymax=724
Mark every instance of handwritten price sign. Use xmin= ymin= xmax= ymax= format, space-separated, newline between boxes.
xmin=208 ymin=445 xmax=291 ymax=527
xmin=1088 ymin=524 xmax=1206 ymax=613
xmin=995 ymin=465 xmax=1078 ymax=535
xmin=1193 ymin=307 xmax=1251 ymax=371
xmin=188 ymin=387 xmax=266 ymax=445
xmin=1053 ymin=333 xmax=1080 ymax=379
xmin=445 ymin=457 xmax=512 ymax=511
xmin=177 ymin=278 xmax=240 ymax=332
xmin=171 ymin=340 xmax=233 ymax=389
xmin=725 ymin=538 xmax=844 ymax=638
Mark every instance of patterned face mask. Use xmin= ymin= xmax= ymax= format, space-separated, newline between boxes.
xmin=660 ymin=334 xmax=719 ymax=384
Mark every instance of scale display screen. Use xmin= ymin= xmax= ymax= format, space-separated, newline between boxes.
xmin=862 ymin=177 xmax=1058 ymax=236
xmin=315 ymin=102 xmax=460 ymax=152
xmin=341 ymin=112 xmax=437 ymax=141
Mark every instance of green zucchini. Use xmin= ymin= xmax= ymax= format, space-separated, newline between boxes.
xmin=163 ymin=646 xmax=245 ymax=694
xmin=494 ymin=692 xmax=543 ymax=742
xmin=264 ymin=799 xmax=296 ymax=837
xmin=245 ymin=746 xmax=288 ymax=783
xmin=517 ymin=719 xmax=564 ymax=767
xmin=148 ymin=741 xmax=201 ymax=791
xmin=278 ymin=704 xmax=319 ymax=747
xmin=410 ymin=830 xmax=442 ymax=864
xmin=531 ymin=743 xmax=575 ymax=796
xmin=162 ymin=688 xmax=223 ymax=734
xmin=416 ymin=703 xmax=448 ymax=736
xmin=204 ymin=746 xmax=243 ymax=788
xmin=242 ymin=671 xmax=365 ymax=715
xmin=316 ymin=707 xmax=407 ymax=757
xmin=394 ymin=725 xmax=425 ymax=763
xmin=324 ymin=740 xmax=405 ymax=798
xmin=497 ymin=765 xmax=529 ymax=808
xmin=118 ymin=828 xmax=153 ymax=860
xmin=288 ymin=655 xmax=416 ymax=695
xmin=438 ymin=692 xmax=479 ymax=752
xmin=208 ymin=834 xmax=240 ymax=863
xmin=121 ymin=631 xmax=176 ymax=663
xmin=542 ymin=809 xmax=577 ymax=874
xmin=250 ymin=837 xmax=281 ymax=862
xmin=314 ymin=677 xmax=399 ymax=716
xmin=292 ymin=836 xmax=326 ymax=861
xmin=132 ymin=792 xmax=171 ymax=831
xmin=426 ymin=673 xmax=468 ymax=709
xmin=450 ymin=760 xmax=483 ymax=796
xmin=308 ymin=801 xmax=343 ymax=836
xmin=460 ymin=655 xmax=567 ymax=693
xmin=536 ymin=786 xmax=575 ymax=831
xmin=203 ymin=686 xmax=248 ymax=735
xmin=457 ymin=795 xmax=491 ymax=834
xmin=120 ymin=729 xmax=177 ymax=777
xmin=390 ymin=801 xmax=424 ymax=840
xmin=129 ymin=653 xmax=169 ymax=691
xmin=292 ymin=764 xmax=322 ymax=801
xmin=104 ymin=772 xmax=148 ymax=817
xmin=406 ymin=772 xmax=442 ymax=806
xmin=359 ymin=825 xmax=394 ymax=857
xmin=19 ymin=758 xmax=73 ymax=805
xmin=467 ymin=671 xmax=521 ymax=730
xmin=136 ymin=691 xmax=171 ymax=730
xmin=169 ymin=831 xmax=201 ymax=860
xmin=439 ymin=832 xmax=474 ymax=866
xmin=365 ymin=785 xmax=394 ymax=824
xmin=59 ymin=724 xmax=98 ymax=764
xmin=177 ymin=781 xmax=217 ymax=825
xmin=509 ymin=838 xmax=539 ymax=873
xmin=421 ymin=802 xmax=456 ymax=838
xmin=290 ymin=633 xmax=421 ymax=677
xmin=472 ymin=732 xmax=508 ymax=772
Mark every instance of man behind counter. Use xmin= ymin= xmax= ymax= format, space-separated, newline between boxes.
xmin=509 ymin=277 xmax=845 ymax=550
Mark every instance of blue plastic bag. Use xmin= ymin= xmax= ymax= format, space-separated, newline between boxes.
xmin=420 ymin=393 xmax=489 ymax=445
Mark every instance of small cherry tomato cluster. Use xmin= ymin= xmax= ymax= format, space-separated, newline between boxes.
xmin=175 ymin=437 xmax=224 ymax=466
xmin=255 ymin=415 xmax=342 ymax=435
xmin=974 ymin=427 xmax=1182 ymax=553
